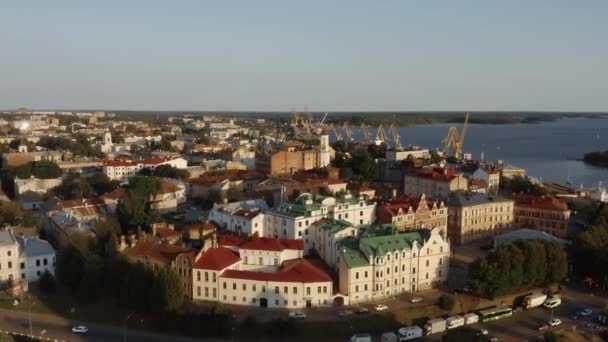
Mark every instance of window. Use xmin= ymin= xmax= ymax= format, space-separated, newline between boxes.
xmin=223 ymin=282 xmax=227 ymax=289
xmin=204 ymin=272 xmax=208 ymax=282
xmin=233 ymin=283 xmax=236 ymax=290
xmin=426 ymin=260 xmax=430 ymax=267
xmin=284 ymin=287 xmax=288 ymax=294
xmin=412 ymin=267 xmax=416 ymax=274
xmin=355 ymin=285 xmax=359 ymax=292
xmin=426 ymin=273 xmax=429 ymax=279
xmin=204 ymin=287 xmax=209 ymax=297
xmin=242 ymin=284 xmax=246 ymax=291
xmin=284 ymin=300 xmax=288 ymax=305
xmin=323 ymin=286 xmax=327 ymax=294
xmin=274 ymin=258 xmax=279 ymax=266
xmin=243 ymin=297 xmax=246 ymax=303
xmin=317 ymin=286 xmax=321 ymax=294
xmin=355 ymin=272 xmax=359 ymax=279
xmin=8 ymin=262 xmax=12 ymax=269
xmin=275 ymin=300 xmax=279 ymax=305
xmin=233 ymin=296 xmax=236 ymax=302
xmin=20 ymin=262 xmax=24 ymax=269
xmin=197 ymin=287 xmax=201 ymax=297
xmin=364 ymin=271 xmax=368 ymax=278
xmin=306 ymin=287 xmax=311 ymax=295
xmin=7 ymin=251 xmax=11 ymax=257
xmin=262 ymin=285 xmax=266 ymax=292
xmin=259 ymin=257 xmax=263 ymax=265
xmin=364 ymin=284 xmax=368 ymax=291
xmin=213 ymin=273 xmax=216 ymax=282
xmin=213 ymin=288 xmax=217 ymax=298
xmin=36 ymin=260 xmax=40 ymax=267
xmin=275 ymin=287 xmax=279 ymax=294
xmin=244 ymin=256 xmax=248 ymax=264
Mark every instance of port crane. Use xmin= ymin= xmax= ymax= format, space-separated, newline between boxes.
xmin=343 ymin=122 xmax=354 ymax=142
xmin=388 ymin=124 xmax=402 ymax=150
xmin=360 ymin=123 xmax=371 ymax=144
xmin=329 ymin=123 xmax=343 ymax=141
xmin=442 ymin=112 xmax=470 ymax=159
xmin=375 ymin=124 xmax=390 ymax=145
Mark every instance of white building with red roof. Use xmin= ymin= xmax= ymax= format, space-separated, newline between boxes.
xmin=192 ymin=235 xmax=335 ymax=309
xmin=514 ymin=193 xmax=571 ymax=238
xmin=102 ymin=156 xmax=187 ymax=181
xmin=208 ymin=199 xmax=269 ymax=236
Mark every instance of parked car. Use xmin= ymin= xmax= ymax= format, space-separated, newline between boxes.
xmin=339 ymin=310 xmax=354 ymax=318
xmin=537 ymin=324 xmax=549 ymax=331
xmin=409 ymin=297 xmax=423 ymax=304
xmin=580 ymin=309 xmax=593 ymax=317
xmin=543 ymin=297 xmax=562 ymax=309
xmin=478 ymin=328 xmax=489 ymax=335
xmin=489 ymin=337 xmax=498 ymax=342
xmin=548 ymin=318 xmax=562 ymax=327
xmin=356 ymin=308 xmax=369 ymax=315
xmin=349 ymin=333 xmax=372 ymax=342
xmin=288 ymin=312 xmax=306 ymax=319
xmin=71 ymin=326 xmax=88 ymax=334
xmin=374 ymin=304 xmax=389 ymax=312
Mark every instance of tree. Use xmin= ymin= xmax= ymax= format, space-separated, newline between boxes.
xmin=87 ymin=173 xmax=119 ymax=195
xmin=104 ymin=256 xmax=131 ymax=298
xmin=571 ymin=221 xmax=608 ymax=288
xmin=31 ymin=160 xmax=62 ymax=179
xmin=38 ymin=270 xmax=56 ymax=294
xmin=56 ymin=244 xmax=86 ymax=292
xmin=438 ymin=294 xmax=456 ymax=311
xmin=121 ymin=262 xmax=154 ymax=311
xmin=506 ymin=175 xmax=546 ymax=196
xmin=150 ymin=267 xmax=184 ymax=313
xmin=128 ymin=175 xmax=161 ymax=196
xmin=348 ymin=148 xmax=378 ymax=181
xmin=78 ymin=254 xmax=104 ymax=303
xmin=153 ymin=165 xmax=190 ymax=180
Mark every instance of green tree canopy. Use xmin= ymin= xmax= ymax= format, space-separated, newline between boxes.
xmin=150 ymin=267 xmax=184 ymax=313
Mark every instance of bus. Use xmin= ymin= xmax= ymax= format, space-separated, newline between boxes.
xmin=477 ymin=306 xmax=513 ymax=323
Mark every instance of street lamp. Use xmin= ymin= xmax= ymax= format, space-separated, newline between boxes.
xmin=124 ymin=313 xmax=134 ymax=342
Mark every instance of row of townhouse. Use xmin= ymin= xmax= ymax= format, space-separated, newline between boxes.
xmin=102 ymin=156 xmax=188 ymax=182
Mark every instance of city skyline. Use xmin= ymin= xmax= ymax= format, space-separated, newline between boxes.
xmin=2 ymin=1 xmax=608 ymax=111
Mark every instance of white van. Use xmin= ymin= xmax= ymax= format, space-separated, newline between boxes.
xmin=446 ymin=315 xmax=465 ymax=329
xmin=463 ymin=313 xmax=479 ymax=325
xmin=381 ymin=332 xmax=398 ymax=342
xmin=349 ymin=333 xmax=372 ymax=342
xmin=543 ymin=297 xmax=561 ymax=309
xmin=397 ymin=326 xmax=423 ymax=341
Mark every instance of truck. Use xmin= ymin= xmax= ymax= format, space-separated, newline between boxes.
xmin=446 ymin=315 xmax=465 ymax=330
xmin=523 ymin=293 xmax=547 ymax=309
xmin=463 ymin=313 xmax=479 ymax=325
xmin=397 ymin=326 xmax=423 ymax=341
xmin=381 ymin=332 xmax=398 ymax=342
xmin=424 ymin=318 xmax=447 ymax=335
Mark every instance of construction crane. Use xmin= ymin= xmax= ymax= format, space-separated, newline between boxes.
xmin=290 ymin=112 xmax=300 ymax=128
xmin=360 ymin=123 xmax=371 ymax=144
xmin=329 ymin=123 xmax=343 ymax=141
xmin=442 ymin=112 xmax=470 ymax=159
xmin=320 ymin=112 xmax=329 ymax=125
xmin=388 ymin=124 xmax=402 ymax=150
xmin=343 ymin=122 xmax=353 ymax=142
xmin=375 ymin=124 xmax=390 ymax=145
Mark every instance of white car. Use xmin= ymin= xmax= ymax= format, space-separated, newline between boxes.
xmin=548 ymin=318 xmax=562 ymax=327
xmin=71 ymin=326 xmax=88 ymax=334
xmin=374 ymin=304 xmax=388 ymax=312
xmin=410 ymin=297 xmax=424 ymax=303
xmin=478 ymin=328 xmax=489 ymax=335
xmin=580 ymin=309 xmax=593 ymax=317
xmin=288 ymin=312 xmax=306 ymax=319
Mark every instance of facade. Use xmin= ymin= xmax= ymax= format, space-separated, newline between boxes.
xmin=385 ymin=148 xmax=430 ymax=161
xmin=403 ymin=168 xmax=468 ymax=200
xmin=208 ymin=199 xmax=269 ymax=236
xmin=0 ymin=230 xmax=20 ymax=284
xmin=17 ymin=236 xmax=56 ymax=282
xmin=338 ymin=227 xmax=450 ymax=304
xmin=447 ymin=192 xmax=514 ymax=245
xmin=472 ymin=166 xmax=500 ymax=195
xmin=312 ymin=219 xmax=358 ymax=270
xmin=192 ymin=236 xmax=334 ymax=309
xmin=264 ymin=193 xmax=376 ymax=253
xmin=102 ymin=156 xmax=188 ymax=181
xmin=513 ymin=193 xmax=571 ymax=238
xmin=377 ymin=194 xmax=448 ymax=232
xmin=149 ymin=180 xmax=186 ymax=214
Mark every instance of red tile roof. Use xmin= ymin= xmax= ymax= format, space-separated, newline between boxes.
xmin=193 ymin=246 xmax=240 ymax=271
xmin=218 ymin=234 xmax=246 ymax=248
xmin=415 ymin=168 xmax=457 ymax=182
xmin=222 ymin=259 xmax=332 ymax=283
xmin=514 ymin=193 xmax=569 ymax=211
xmin=104 ymin=159 xmax=137 ymax=167
xmin=124 ymin=241 xmax=192 ymax=266
xmin=240 ymin=236 xmax=304 ymax=252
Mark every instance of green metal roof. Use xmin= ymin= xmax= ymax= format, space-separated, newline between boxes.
xmin=339 ymin=236 xmax=369 ymax=269
xmin=314 ymin=218 xmax=353 ymax=233
xmin=360 ymin=230 xmax=431 ymax=257
xmin=361 ymin=223 xmax=399 ymax=238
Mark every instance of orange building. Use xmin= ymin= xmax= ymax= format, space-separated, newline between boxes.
xmin=377 ymin=194 xmax=447 ymax=232
xmin=513 ymin=193 xmax=571 ymax=237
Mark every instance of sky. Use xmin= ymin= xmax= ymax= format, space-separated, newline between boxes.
xmin=1 ymin=1 xmax=607 ymax=112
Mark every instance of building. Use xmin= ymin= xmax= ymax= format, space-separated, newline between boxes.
xmin=385 ymin=147 xmax=430 ymax=161
xmin=192 ymin=236 xmax=334 ymax=308
xmin=208 ymin=199 xmax=269 ymax=236
xmin=2 ymin=150 xmax=64 ymax=167
xmin=102 ymin=156 xmax=188 ymax=182
xmin=513 ymin=193 xmax=571 ymax=238
xmin=264 ymin=193 xmax=376 ymax=253
xmin=338 ymin=227 xmax=450 ymax=304
xmin=312 ymin=219 xmax=358 ymax=271
xmin=377 ymin=194 xmax=448 ymax=232
xmin=256 ymin=137 xmax=333 ymax=177
xmin=44 ymin=198 xmax=108 ymax=248
xmin=17 ymin=236 xmax=56 ymax=282
xmin=149 ymin=180 xmax=186 ymax=214
xmin=122 ymin=241 xmax=194 ymax=298
xmin=403 ymin=168 xmax=468 ymax=200
xmin=0 ymin=230 xmax=20 ymax=284
xmin=447 ymin=192 xmax=514 ymax=245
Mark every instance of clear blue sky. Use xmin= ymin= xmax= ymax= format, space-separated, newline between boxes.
xmin=1 ymin=0 xmax=607 ymax=112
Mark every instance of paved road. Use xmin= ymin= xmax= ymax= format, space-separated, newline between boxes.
xmin=0 ymin=308 xmax=222 ymax=342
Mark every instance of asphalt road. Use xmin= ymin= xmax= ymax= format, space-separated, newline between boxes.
xmin=0 ymin=308 xmax=221 ymax=342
